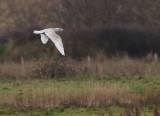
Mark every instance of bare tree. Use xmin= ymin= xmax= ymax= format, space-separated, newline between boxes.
xmin=2 ymin=0 xmax=60 ymax=31
xmin=61 ymin=0 xmax=160 ymax=28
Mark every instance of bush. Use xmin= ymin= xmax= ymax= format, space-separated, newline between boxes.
xmin=62 ymin=25 xmax=160 ymax=58
xmin=2 ymin=25 xmax=160 ymax=60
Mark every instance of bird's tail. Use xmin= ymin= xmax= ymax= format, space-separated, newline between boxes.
xmin=33 ymin=30 xmax=42 ymax=34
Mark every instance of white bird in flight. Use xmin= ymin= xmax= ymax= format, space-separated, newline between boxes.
xmin=33 ymin=28 xmax=65 ymax=56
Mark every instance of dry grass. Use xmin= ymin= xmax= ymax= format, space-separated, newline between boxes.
xmin=0 ymin=81 xmax=158 ymax=108
xmin=0 ymin=58 xmax=37 ymax=78
xmin=0 ymin=55 xmax=160 ymax=114
xmin=0 ymin=54 xmax=160 ymax=78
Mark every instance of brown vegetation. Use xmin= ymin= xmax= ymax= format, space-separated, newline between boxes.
xmin=0 ymin=0 xmax=160 ymax=115
xmin=1 ymin=0 xmax=160 ymax=60
xmin=0 ymin=54 xmax=159 ymax=78
xmin=56 ymin=0 xmax=160 ymax=28
xmin=2 ymin=25 xmax=160 ymax=61
xmin=0 ymin=0 xmax=60 ymax=32
xmin=1 ymin=0 xmax=160 ymax=31
xmin=0 ymin=82 xmax=156 ymax=107
xmin=0 ymin=81 xmax=159 ymax=111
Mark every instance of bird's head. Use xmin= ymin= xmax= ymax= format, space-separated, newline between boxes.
xmin=54 ymin=28 xmax=64 ymax=32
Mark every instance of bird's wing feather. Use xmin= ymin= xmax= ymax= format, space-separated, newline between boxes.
xmin=40 ymin=34 xmax=49 ymax=44
xmin=45 ymin=31 xmax=65 ymax=56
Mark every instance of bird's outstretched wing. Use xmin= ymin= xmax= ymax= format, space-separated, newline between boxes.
xmin=40 ymin=34 xmax=49 ymax=44
xmin=45 ymin=31 xmax=65 ymax=56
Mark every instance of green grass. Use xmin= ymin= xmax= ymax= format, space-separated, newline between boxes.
xmin=0 ymin=75 xmax=160 ymax=115
xmin=0 ymin=75 xmax=160 ymax=95
xmin=0 ymin=104 xmax=111 ymax=116
xmin=0 ymin=44 xmax=8 ymax=58
xmin=0 ymin=104 xmax=156 ymax=116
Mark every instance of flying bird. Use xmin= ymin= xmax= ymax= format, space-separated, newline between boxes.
xmin=33 ymin=28 xmax=65 ymax=56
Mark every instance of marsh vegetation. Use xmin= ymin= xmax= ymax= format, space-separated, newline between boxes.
xmin=0 ymin=0 xmax=160 ymax=115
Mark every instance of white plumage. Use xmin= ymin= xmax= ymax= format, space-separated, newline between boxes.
xmin=33 ymin=28 xmax=65 ymax=56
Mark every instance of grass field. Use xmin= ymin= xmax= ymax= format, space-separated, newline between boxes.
xmin=1 ymin=0 xmax=160 ymax=115
xmin=0 ymin=75 xmax=160 ymax=116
